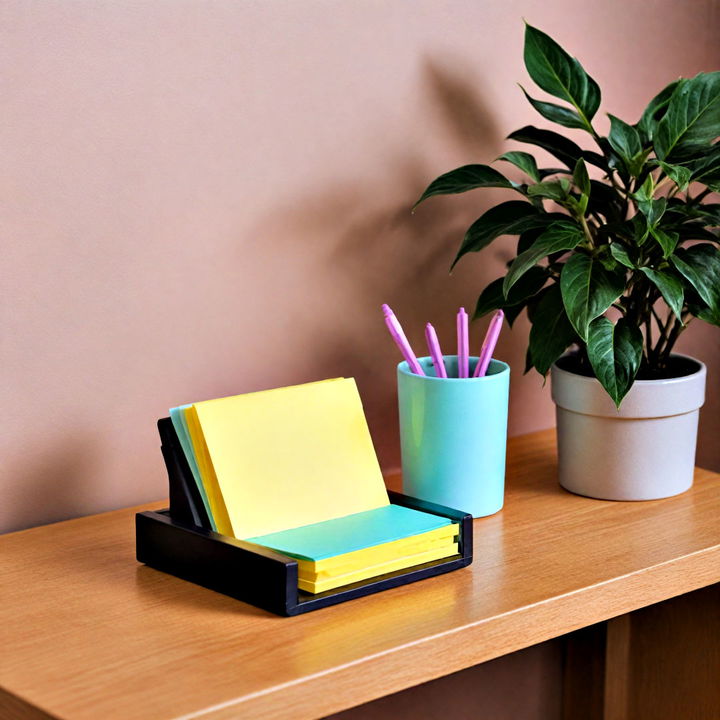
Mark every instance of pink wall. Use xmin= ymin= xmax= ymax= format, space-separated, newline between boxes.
xmin=3 ymin=0 xmax=719 ymax=539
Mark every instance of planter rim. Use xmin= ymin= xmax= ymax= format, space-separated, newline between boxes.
xmin=551 ymin=353 xmax=706 ymax=419
xmin=551 ymin=352 xmax=705 ymax=386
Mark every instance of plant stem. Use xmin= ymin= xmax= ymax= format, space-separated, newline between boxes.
xmin=659 ymin=314 xmax=691 ymax=366
xmin=579 ymin=214 xmax=594 ymax=248
xmin=651 ymin=309 xmax=674 ymax=364
xmin=654 ymin=176 xmax=673 ymax=194
xmin=625 ymin=273 xmax=645 ymax=330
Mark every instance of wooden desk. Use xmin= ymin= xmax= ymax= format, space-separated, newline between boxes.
xmin=1 ymin=429 xmax=719 ymax=720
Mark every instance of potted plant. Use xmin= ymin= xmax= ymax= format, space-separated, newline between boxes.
xmin=415 ymin=23 xmax=719 ymax=501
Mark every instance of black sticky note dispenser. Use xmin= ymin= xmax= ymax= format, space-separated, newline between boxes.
xmin=135 ymin=418 xmax=473 ymax=616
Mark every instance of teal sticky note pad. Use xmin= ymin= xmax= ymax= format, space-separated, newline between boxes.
xmin=169 ymin=405 xmax=216 ymax=530
xmin=247 ymin=504 xmax=451 ymax=561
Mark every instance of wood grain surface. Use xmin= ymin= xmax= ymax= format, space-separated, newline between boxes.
xmin=1 ymin=429 xmax=719 ymax=720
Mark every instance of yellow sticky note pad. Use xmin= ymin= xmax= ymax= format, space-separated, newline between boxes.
xmin=306 ymin=524 xmax=458 ymax=577
xmin=187 ymin=378 xmax=389 ymax=538
xmin=298 ymin=543 xmax=459 ymax=594
xmin=184 ymin=405 xmax=233 ymax=536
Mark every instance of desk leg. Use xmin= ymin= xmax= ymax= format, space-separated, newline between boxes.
xmin=623 ymin=583 xmax=720 ymax=720
xmin=603 ymin=614 xmax=631 ymax=720
xmin=563 ymin=584 xmax=720 ymax=720
xmin=562 ymin=622 xmax=607 ymax=720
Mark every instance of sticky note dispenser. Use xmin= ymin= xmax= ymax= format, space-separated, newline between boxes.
xmin=135 ymin=418 xmax=473 ymax=616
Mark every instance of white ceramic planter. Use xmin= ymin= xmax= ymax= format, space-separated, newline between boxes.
xmin=551 ymin=354 xmax=706 ymax=501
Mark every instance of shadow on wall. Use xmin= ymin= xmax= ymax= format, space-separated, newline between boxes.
xmin=238 ymin=58 xmax=539 ymax=467
xmin=423 ymin=56 xmax=501 ymax=156
xmin=2 ymin=55 xmax=543 ymax=535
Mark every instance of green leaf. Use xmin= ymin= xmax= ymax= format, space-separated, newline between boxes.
xmin=453 ymin=201 xmax=546 ymax=269
xmin=503 ymin=302 xmax=527 ymax=327
xmin=526 ymin=179 xmax=570 ymax=201
xmin=609 ymin=241 xmax=635 ymax=268
xmin=689 ymin=143 xmax=720 ymax=187
xmin=693 ymin=204 xmax=720 ymax=225
xmin=637 ymin=79 xmax=682 ymax=141
xmin=526 ymin=285 xmax=552 ymax=322
xmin=654 ymin=72 xmax=720 ymax=160
xmin=608 ymin=123 xmax=647 ymax=177
xmin=583 ymin=150 xmax=609 ymax=171
xmin=696 ymin=305 xmax=720 ymax=326
xmin=516 ymin=217 xmax=571 ymax=254
xmin=538 ymin=167 xmax=572 ymax=179
xmin=658 ymin=161 xmax=692 ymax=191
xmin=639 ymin=266 xmax=684 ymax=321
xmin=473 ymin=266 xmax=548 ymax=321
xmin=414 ymin=164 xmax=513 ymax=209
xmin=608 ymin=114 xmax=643 ymax=168
xmin=528 ymin=285 xmax=579 ymax=375
xmin=496 ymin=151 xmax=542 ymax=182
xmin=504 ymin=221 xmax=584 ymax=295
xmin=473 ymin=279 xmax=506 ymax=319
xmin=689 ymin=297 xmax=720 ymax=326
xmin=665 ymin=200 xmax=720 ymax=227
xmin=524 ymin=345 xmax=534 ymax=374
xmin=507 ymin=125 xmax=584 ymax=169
xmin=587 ymin=180 xmax=623 ymax=222
xmin=685 ymin=282 xmax=720 ymax=326
xmin=597 ymin=255 xmax=622 ymax=272
xmin=567 ymin=193 xmax=588 ymax=217
xmin=671 ymin=244 xmax=720 ymax=317
xmin=649 ymin=226 xmax=679 ymax=257
xmin=596 ymin=220 xmax=632 ymax=244
xmin=586 ymin=317 xmax=643 ymax=407
xmin=523 ymin=24 xmax=600 ymax=128
xmin=646 ymin=197 xmax=667 ymax=226
xmin=516 ymin=227 xmax=544 ymax=254
xmin=559 ymin=254 xmax=626 ymax=340
xmin=636 ymin=198 xmax=667 ymax=241
xmin=519 ymin=86 xmax=587 ymax=130
xmin=675 ymin=223 xmax=720 ymax=243
xmin=631 ymin=214 xmax=649 ymax=245
xmin=633 ymin=174 xmax=654 ymax=204
xmin=573 ymin=158 xmax=591 ymax=196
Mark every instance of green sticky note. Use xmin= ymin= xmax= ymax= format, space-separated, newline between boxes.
xmin=169 ymin=405 xmax=216 ymax=530
xmin=247 ymin=505 xmax=451 ymax=561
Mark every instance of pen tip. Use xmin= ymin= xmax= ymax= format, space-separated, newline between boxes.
xmin=381 ymin=303 xmax=391 ymax=316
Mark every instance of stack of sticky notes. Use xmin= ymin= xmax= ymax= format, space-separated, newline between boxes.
xmin=169 ymin=377 xmax=459 ymax=593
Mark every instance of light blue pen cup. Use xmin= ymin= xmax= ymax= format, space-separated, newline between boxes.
xmin=398 ymin=355 xmax=510 ymax=518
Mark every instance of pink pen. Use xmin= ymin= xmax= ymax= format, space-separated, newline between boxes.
xmin=382 ymin=304 xmax=425 ymax=375
xmin=457 ymin=307 xmax=469 ymax=378
xmin=424 ymin=323 xmax=447 ymax=378
xmin=474 ymin=309 xmax=505 ymax=377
